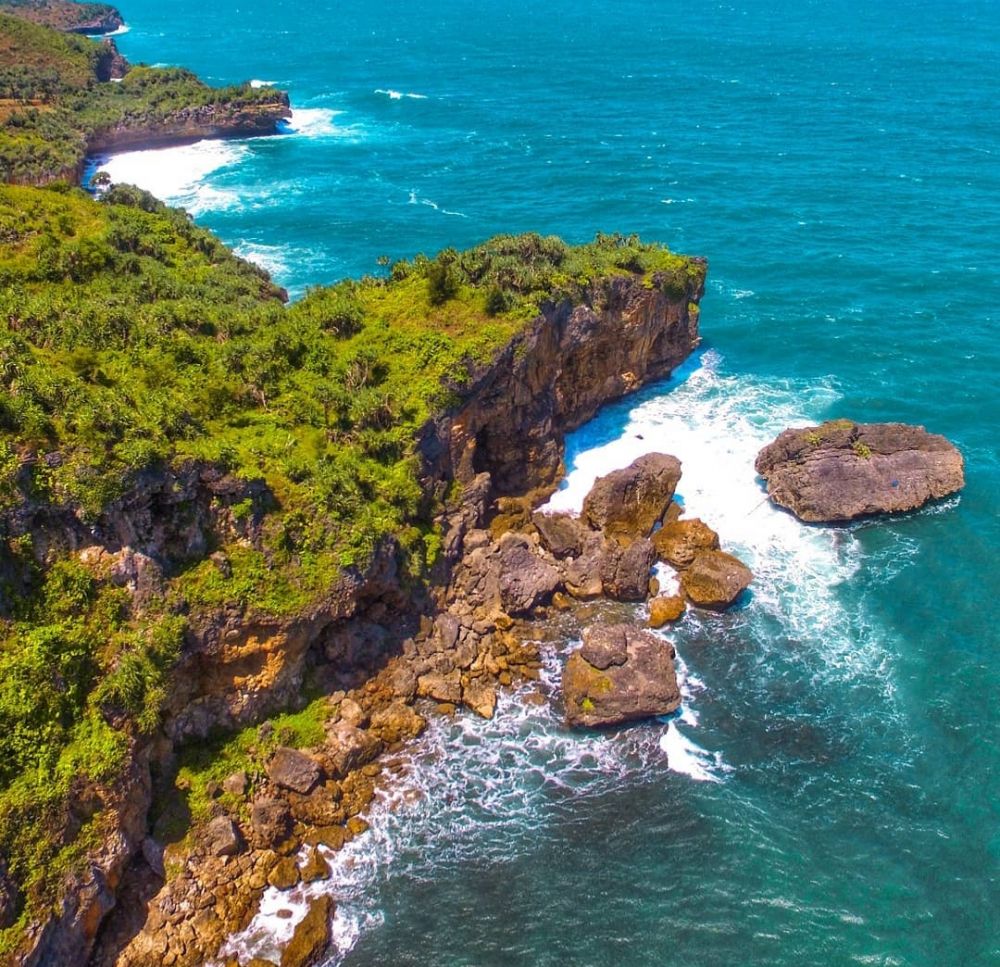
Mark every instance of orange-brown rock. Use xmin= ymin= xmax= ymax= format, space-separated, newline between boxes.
xmin=652 ymin=518 xmax=720 ymax=569
xmin=279 ymin=895 xmax=333 ymax=967
xmin=582 ymin=453 xmax=682 ymax=543
xmin=648 ymin=595 xmax=686 ymax=627
xmin=679 ymin=550 xmax=752 ymax=610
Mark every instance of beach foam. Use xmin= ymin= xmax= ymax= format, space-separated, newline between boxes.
xmin=89 ymin=140 xmax=249 ymax=215
xmin=375 ymin=88 xmax=428 ymax=100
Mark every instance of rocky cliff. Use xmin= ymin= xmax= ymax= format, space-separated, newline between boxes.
xmin=6 ymin=265 xmax=705 ymax=967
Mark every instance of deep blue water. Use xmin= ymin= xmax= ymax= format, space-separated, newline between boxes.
xmin=98 ymin=1 xmax=998 ymax=964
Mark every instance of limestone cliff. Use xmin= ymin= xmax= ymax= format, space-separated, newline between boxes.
xmin=7 ymin=265 xmax=705 ymax=966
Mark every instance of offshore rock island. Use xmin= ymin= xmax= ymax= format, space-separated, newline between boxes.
xmin=0 ymin=10 xmax=717 ymax=962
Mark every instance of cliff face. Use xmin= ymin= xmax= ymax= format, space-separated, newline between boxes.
xmin=8 ymin=266 xmax=705 ymax=966
xmin=422 ymin=269 xmax=704 ymax=499
xmin=86 ymin=95 xmax=292 ymax=154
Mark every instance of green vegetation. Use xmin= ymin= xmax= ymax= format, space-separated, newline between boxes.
xmin=153 ymin=696 xmax=331 ymax=848
xmin=0 ymin=8 xmax=706 ymax=952
xmin=0 ymin=13 xmax=286 ymax=183
xmin=852 ymin=440 xmax=872 ymax=459
xmin=0 ymin=177 xmax=703 ymax=944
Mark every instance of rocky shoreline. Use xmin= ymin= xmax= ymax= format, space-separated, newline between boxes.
xmin=5 ymin=268 xmax=709 ymax=966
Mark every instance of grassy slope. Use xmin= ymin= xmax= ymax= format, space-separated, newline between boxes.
xmin=0 ymin=14 xmax=286 ymax=183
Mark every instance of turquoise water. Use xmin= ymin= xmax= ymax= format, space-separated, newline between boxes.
xmin=99 ymin=1 xmax=998 ymax=963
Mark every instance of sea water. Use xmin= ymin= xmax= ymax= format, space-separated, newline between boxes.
xmin=96 ymin=1 xmax=998 ymax=963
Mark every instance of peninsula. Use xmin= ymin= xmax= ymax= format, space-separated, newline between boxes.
xmin=0 ymin=11 xmax=710 ymax=963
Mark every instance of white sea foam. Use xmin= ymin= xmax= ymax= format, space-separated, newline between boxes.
xmin=407 ymin=190 xmax=468 ymax=217
xmin=232 ymin=241 xmax=290 ymax=279
xmin=659 ymin=721 xmax=723 ymax=782
xmin=375 ymin=88 xmax=428 ymax=100
xmin=250 ymin=79 xmax=279 ymax=88
xmin=89 ymin=140 xmax=249 ymax=215
xmin=89 ymin=23 xmax=130 ymax=36
xmin=279 ymin=107 xmax=354 ymax=138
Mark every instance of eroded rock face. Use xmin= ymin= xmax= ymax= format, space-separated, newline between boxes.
xmin=497 ymin=533 xmax=563 ymax=615
xmin=582 ymin=453 xmax=682 ymax=543
xmin=600 ymin=537 xmax=656 ymax=601
xmin=563 ymin=624 xmax=681 ymax=727
xmin=679 ymin=550 xmax=752 ymax=610
xmin=653 ymin=518 xmax=719 ymax=568
xmin=755 ymin=421 xmax=965 ymax=522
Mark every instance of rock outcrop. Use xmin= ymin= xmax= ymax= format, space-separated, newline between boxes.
xmin=87 ymin=94 xmax=292 ymax=155
xmin=582 ymin=453 xmax=682 ymax=543
xmin=280 ymin=895 xmax=333 ymax=967
xmin=755 ymin=421 xmax=965 ymax=522
xmin=678 ymin=550 xmax=752 ymax=610
xmin=652 ymin=517 xmax=719 ymax=569
xmin=563 ymin=624 xmax=681 ymax=727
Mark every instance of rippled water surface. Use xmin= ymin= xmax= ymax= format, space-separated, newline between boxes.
xmin=99 ymin=1 xmax=999 ymax=963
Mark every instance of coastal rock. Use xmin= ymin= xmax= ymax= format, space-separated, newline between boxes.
xmin=267 ymin=748 xmax=323 ymax=795
xmin=417 ymin=670 xmax=462 ymax=704
xmin=531 ymin=511 xmax=590 ymax=558
xmin=652 ymin=518 xmax=719 ymax=569
xmin=562 ymin=534 xmax=606 ymax=599
xmin=321 ymin=722 xmax=383 ymax=778
xmin=600 ymin=537 xmax=656 ymax=601
xmin=279 ymin=894 xmax=333 ymax=967
xmin=369 ymin=701 xmax=426 ymax=745
xmin=755 ymin=421 xmax=965 ymax=522
xmin=249 ymin=799 xmax=292 ymax=849
xmin=300 ymin=848 xmax=331 ymax=884
xmin=563 ymin=624 xmax=681 ymax=727
xmin=202 ymin=816 xmax=244 ymax=858
xmin=463 ymin=681 xmax=498 ymax=719
xmin=268 ymin=857 xmax=301 ymax=890
xmin=648 ymin=595 xmax=686 ymax=627
xmin=679 ymin=550 xmax=752 ymax=610
xmin=497 ymin=532 xmax=563 ymax=614
xmin=582 ymin=453 xmax=682 ymax=542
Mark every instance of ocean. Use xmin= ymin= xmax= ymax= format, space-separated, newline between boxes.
xmin=91 ymin=1 xmax=999 ymax=963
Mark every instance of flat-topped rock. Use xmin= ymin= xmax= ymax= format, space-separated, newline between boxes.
xmin=755 ymin=420 xmax=964 ymax=522
xmin=582 ymin=453 xmax=682 ymax=543
xmin=563 ymin=624 xmax=681 ymax=727
xmin=652 ymin=517 xmax=719 ymax=568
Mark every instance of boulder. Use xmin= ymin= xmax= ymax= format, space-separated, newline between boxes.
xmin=652 ymin=518 xmax=719 ymax=568
xmin=280 ymin=895 xmax=334 ymax=967
xmin=648 ymin=595 xmax=686 ymax=627
xmin=369 ymin=701 xmax=426 ymax=745
xmin=531 ymin=512 xmax=591 ymax=558
xmin=202 ymin=816 xmax=244 ymax=858
xmin=679 ymin=550 xmax=752 ymax=610
xmin=497 ymin=532 xmax=562 ymax=614
xmin=600 ymin=537 xmax=656 ymax=601
xmin=417 ymin=670 xmax=462 ymax=704
xmin=267 ymin=856 xmax=301 ymax=890
xmin=222 ymin=770 xmax=248 ymax=797
xmin=582 ymin=453 xmax=682 ymax=542
xmin=563 ymin=624 xmax=681 ymax=727
xmin=321 ymin=722 xmax=383 ymax=779
xmin=463 ymin=681 xmax=497 ymax=719
xmin=300 ymin=848 xmax=331 ymax=884
xmin=562 ymin=535 xmax=605 ymax=599
xmin=755 ymin=420 xmax=965 ymax=522
xmin=249 ymin=799 xmax=292 ymax=849
xmin=267 ymin=748 xmax=323 ymax=795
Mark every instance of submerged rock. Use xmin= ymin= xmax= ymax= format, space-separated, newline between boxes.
xmin=679 ymin=550 xmax=752 ymax=610
xmin=563 ymin=624 xmax=681 ymax=727
xmin=279 ymin=894 xmax=333 ymax=967
xmin=755 ymin=420 xmax=964 ymax=522
xmin=582 ymin=453 xmax=682 ymax=543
